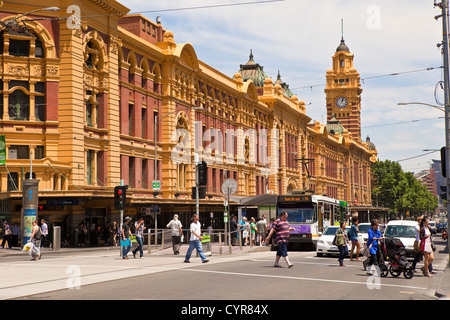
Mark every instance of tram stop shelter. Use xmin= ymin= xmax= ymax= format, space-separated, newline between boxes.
xmin=238 ymin=194 xmax=278 ymax=221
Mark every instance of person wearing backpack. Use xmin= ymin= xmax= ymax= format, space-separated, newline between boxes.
xmin=335 ymin=222 xmax=348 ymax=267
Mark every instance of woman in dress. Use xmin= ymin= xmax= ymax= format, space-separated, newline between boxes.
xmin=420 ymin=217 xmax=434 ymax=277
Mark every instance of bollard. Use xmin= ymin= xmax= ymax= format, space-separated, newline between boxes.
xmin=239 ymin=229 xmax=242 ymax=251
xmin=147 ymin=229 xmax=151 ymax=254
xmin=219 ymin=232 xmax=222 ymax=255
xmin=52 ymin=226 xmax=61 ymax=251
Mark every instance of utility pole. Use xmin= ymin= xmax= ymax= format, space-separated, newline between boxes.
xmin=435 ymin=0 xmax=450 ymax=265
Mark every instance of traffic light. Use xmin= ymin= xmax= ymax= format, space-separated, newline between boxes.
xmin=441 ymin=146 xmax=447 ymax=177
xmin=197 ymin=161 xmax=207 ymax=185
xmin=192 ymin=186 xmax=206 ymax=199
xmin=114 ymin=185 xmax=128 ymax=210
xmin=440 ymin=185 xmax=447 ymax=201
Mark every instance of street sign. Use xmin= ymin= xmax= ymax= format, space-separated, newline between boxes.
xmin=0 ymin=135 xmax=5 ymax=165
xmin=221 ymin=178 xmax=238 ymax=195
xmin=152 ymin=180 xmax=160 ymax=190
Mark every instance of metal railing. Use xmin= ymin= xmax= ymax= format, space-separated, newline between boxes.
xmin=146 ymin=229 xmax=246 ymax=255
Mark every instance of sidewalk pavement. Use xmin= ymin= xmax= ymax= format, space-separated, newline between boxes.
xmin=0 ymin=241 xmax=270 ymax=259
xmin=435 ymin=264 xmax=450 ymax=299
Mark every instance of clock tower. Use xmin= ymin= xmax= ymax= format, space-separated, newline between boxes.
xmin=324 ymin=37 xmax=363 ymax=142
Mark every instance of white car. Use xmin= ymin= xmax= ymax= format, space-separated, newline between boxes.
xmin=357 ymin=223 xmax=372 ymax=246
xmin=383 ymin=220 xmax=418 ymax=257
xmin=316 ymin=226 xmax=363 ymax=257
xmin=428 ymin=221 xmax=437 ymax=234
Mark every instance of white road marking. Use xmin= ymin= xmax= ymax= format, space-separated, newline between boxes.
xmin=182 ymin=268 xmax=428 ymax=291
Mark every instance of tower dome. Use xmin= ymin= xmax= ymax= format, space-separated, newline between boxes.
xmin=336 ymin=37 xmax=350 ymax=52
xmin=234 ymin=50 xmax=270 ymax=88
xmin=365 ymin=135 xmax=376 ymax=150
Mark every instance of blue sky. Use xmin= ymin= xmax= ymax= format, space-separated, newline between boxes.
xmin=120 ymin=0 xmax=446 ymax=173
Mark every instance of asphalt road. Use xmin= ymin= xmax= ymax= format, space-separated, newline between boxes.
xmin=11 ymin=237 xmax=447 ymax=301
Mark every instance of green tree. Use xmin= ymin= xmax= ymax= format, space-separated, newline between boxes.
xmin=371 ymin=160 xmax=438 ymax=218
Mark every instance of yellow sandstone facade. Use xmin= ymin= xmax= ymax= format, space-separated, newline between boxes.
xmin=0 ymin=0 xmax=376 ymax=237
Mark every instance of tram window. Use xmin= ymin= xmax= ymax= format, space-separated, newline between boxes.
xmin=284 ymin=208 xmax=314 ymax=223
xmin=323 ymin=203 xmax=331 ymax=221
xmin=333 ymin=206 xmax=340 ymax=223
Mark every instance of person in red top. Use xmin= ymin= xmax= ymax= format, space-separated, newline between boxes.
xmin=265 ymin=211 xmax=295 ymax=268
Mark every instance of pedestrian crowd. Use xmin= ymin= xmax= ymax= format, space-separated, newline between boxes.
xmin=352 ymin=215 xmax=437 ymax=278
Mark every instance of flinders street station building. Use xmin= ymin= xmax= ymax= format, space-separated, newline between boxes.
xmin=0 ymin=0 xmax=377 ymax=241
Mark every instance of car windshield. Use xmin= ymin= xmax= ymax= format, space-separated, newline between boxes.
xmin=358 ymin=225 xmax=371 ymax=233
xmin=323 ymin=227 xmax=339 ymax=235
xmin=384 ymin=225 xmax=416 ymax=238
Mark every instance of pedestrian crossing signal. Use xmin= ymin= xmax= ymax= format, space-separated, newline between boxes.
xmin=114 ymin=185 xmax=128 ymax=210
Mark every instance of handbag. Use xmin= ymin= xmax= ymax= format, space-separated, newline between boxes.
xmin=363 ymin=243 xmax=373 ymax=257
xmin=431 ymin=240 xmax=436 ymax=252
xmin=120 ymin=239 xmax=131 ymax=247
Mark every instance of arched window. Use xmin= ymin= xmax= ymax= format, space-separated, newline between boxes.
xmin=1 ymin=28 xmax=48 ymax=122
xmin=8 ymin=90 xmax=29 ymax=120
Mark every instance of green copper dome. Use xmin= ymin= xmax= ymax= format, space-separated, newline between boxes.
xmin=326 ymin=114 xmax=345 ymax=135
xmin=234 ymin=50 xmax=270 ymax=87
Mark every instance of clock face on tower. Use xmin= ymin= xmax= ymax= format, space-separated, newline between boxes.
xmin=336 ymin=96 xmax=348 ymax=109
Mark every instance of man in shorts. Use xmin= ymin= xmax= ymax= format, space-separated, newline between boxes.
xmin=265 ymin=211 xmax=295 ymax=268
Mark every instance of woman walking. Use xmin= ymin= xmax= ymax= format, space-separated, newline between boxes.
xmin=349 ymin=217 xmax=361 ymax=261
xmin=365 ymin=219 xmax=382 ymax=273
xmin=29 ymin=220 xmax=42 ymax=261
xmin=336 ymin=222 xmax=348 ymax=267
xmin=420 ymin=217 xmax=434 ymax=277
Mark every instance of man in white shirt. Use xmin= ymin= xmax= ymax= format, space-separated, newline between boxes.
xmin=184 ymin=214 xmax=209 ymax=263
xmin=40 ymin=219 xmax=49 ymax=247
xmin=167 ymin=214 xmax=183 ymax=255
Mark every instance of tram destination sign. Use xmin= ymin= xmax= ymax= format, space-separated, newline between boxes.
xmin=277 ymin=195 xmax=311 ymax=203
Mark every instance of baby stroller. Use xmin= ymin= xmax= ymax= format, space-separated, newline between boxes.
xmin=381 ymin=237 xmax=414 ymax=279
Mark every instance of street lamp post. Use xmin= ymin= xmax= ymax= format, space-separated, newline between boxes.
xmin=435 ymin=0 xmax=450 ymax=266
xmin=397 ymin=102 xmax=445 ymax=112
xmin=0 ymin=6 xmax=60 ymax=31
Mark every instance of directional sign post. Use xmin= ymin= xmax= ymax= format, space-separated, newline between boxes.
xmin=21 ymin=179 xmax=40 ymax=244
xmin=221 ymin=179 xmax=238 ymax=251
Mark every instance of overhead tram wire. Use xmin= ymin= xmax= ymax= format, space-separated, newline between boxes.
xmin=291 ymin=66 xmax=443 ymax=92
xmin=395 ymin=150 xmax=439 ymax=163
xmin=362 ymin=116 xmax=444 ymax=129
xmin=68 ymin=0 xmax=286 ymax=20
